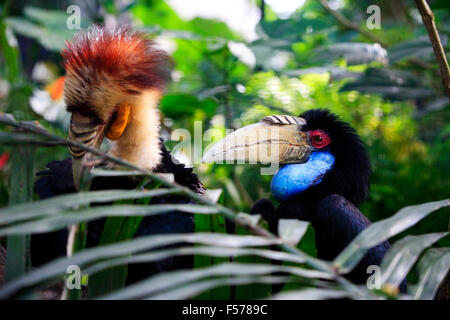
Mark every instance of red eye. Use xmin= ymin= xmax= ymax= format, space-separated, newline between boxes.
xmin=309 ymin=130 xmax=331 ymax=149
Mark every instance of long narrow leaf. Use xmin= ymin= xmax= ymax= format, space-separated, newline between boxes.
xmin=0 ymin=233 xmax=282 ymax=299
xmin=0 ymin=131 xmax=61 ymax=146
xmin=193 ymin=207 xmax=213 ymax=299
xmin=88 ymin=216 xmax=144 ymax=298
xmin=380 ymin=232 xmax=448 ymax=289
xmin=5 ymin=145 xmax=34 ymax=282
xmin=272 ymin=288 xmax=350 ymax=300
xmin=149 ymin=276 xmax=293 ymax=300
xmin=0 ymin=204 xmax=219 ymax=235
xmin=333 ymin=199 xmax=450 ymax=273
xmin=278 ymin=219 xmax=310 ymax=247
xmin=89 ymin=169 xmax=149 ymax=178
xmin=412 ymin=248 xmax=450 ymax=300
xmin=101 ymin=262 xmax=333 ymax=300
xmin=83 ymin=246 xmax=307 ymax=276
xmin=0 ymin=189 xmax=182 ymax=225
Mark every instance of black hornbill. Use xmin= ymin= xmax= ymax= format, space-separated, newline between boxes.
xmin=31 ymin=26 xmax=204 ymax=284
xmin=202 ymin=109 xmax=405 ymax=291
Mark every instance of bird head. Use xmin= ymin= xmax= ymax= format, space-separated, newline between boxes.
xmin=62 ymin=26 xmax=171 ymax=189
xmin=202 ymin=109 xmax=370 ymax=206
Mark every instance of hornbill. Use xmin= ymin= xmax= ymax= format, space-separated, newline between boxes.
xmin=202 ymin=109 xmax=405 ymax=291
xmin=31 ymin=26 xmax=204 ymax=284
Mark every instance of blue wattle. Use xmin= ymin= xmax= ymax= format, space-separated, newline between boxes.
xmin=271 ymin=151 xmax=335 ymax=202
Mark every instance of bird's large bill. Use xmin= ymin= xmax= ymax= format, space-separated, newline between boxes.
xmin=68 ymin=114 xmax=105 ymax=190
xmin=68 ymin=103 xmax=132 ymax=189
xmin=202 ymin=115 xmax=312 ymax=165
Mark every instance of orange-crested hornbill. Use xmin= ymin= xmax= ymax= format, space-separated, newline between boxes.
xmin=202 ymin=110 xmax=406 ymax=291
xmin=32 ymin=26 xmax=204 ymax=283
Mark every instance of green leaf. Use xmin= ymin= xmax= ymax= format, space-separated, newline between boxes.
xmin=314 ymin=43 xmax=387 ymax=65
xmin=298 ymin=223 xmax=317 ymax=258
xmin=0 ymin=15 xmax=20 ymax=83
xmin=333 ymin=199 xmax=450 ymax=274
xmin=0 ymin=233 xmax=282 ymax=299
xmin=5 ymin=145 xmax=34 ymax=282
xmin=340 ymin=67 xmax=434 ymax=100
xmin=149 ymin=276 xmax=292 ymax=300
xmin=160 ymin=94 xmax=217 ymax=118
xmin=209 ymin=213 xmax=231 ymax=299
xmin=340 ymin=84 xmax=433 ymax=101
xmin=190 ymin=17 xmax=238 ymax=40
xmin=193 ymin=213 xmax=213 ymax=299
xmin=0 ymin=131 xmax=61 ymax=146
xmin=101 ymin=262 xmax=332 ymax=300
xmin=84 ymin=246 xmax=308 ymax=277
xmin=0 ymin=204 xmax=219 ymax=236
xmin=89 ymin=169 xmax=151 ymax=178
xmin=6 ymin=7 xmax=92 ymax=52
xmin=0 ymin=189 xmax=182 ymax=225
xmin=388 ymin=35 xmax=447 ymax=64
xmin=204 ymin=189 xmax=223 ymax=204
xmin=278 ymin=219 xmax=310 ymax=246
xmin=6 ymin=17 xmax=71 ymax=51
xmin=99 ymin=217 xmax=144 ymax=246
xmin=233 ymin=219 xmax=272 ymax=300
xmin=380 ymin=233 xmax=448 ymax=289
xmin=272 ymin=288 xmax=349 ymax=300
xmin=259 ymin=16 xmax=328 ymax=41
xmin=411 ymin=248 xmax=450 ymax=300
xmin=131 ymin=0 xmax=189 ymax=31
xmin=88 ymin=215 xmax=144 ymax=298
xmin=24 ymin=7 xmax=71 ymax=29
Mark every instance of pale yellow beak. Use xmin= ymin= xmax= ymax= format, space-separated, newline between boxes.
xmin=202 ymin=115 xmax=312 ymax=165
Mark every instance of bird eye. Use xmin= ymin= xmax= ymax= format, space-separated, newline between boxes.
xmin=309 ymin=130 xmax=331 ymax=149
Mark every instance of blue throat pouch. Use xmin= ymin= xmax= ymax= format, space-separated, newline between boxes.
xmin=271 ymin=151 xmax=335 ymax=202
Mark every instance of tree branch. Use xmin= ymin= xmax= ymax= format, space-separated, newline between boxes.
xmin=319 ymin=0 xmax=388 ymax=48
xmin=415 ymin=0 xmax=450 ymax=99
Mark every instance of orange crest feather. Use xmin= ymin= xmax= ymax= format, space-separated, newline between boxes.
xmin=62 ymin=26 xmax=171 ymax=93
xmin=62 ymin=26 xmax=171 ymax=121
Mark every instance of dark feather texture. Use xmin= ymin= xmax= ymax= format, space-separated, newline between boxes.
xmin=299 ymin=109 xmax=371 ymax=207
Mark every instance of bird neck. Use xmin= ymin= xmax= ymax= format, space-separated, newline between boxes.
xmin=109 ymin=90 xmax=162 ymax=170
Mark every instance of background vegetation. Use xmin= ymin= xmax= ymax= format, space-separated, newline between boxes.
xmin=0 ymin=0 xmax=449 ymax=300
